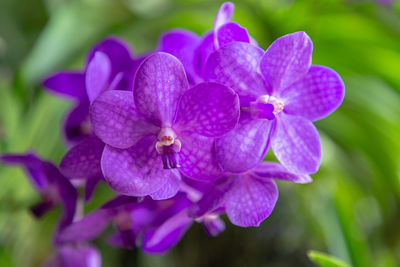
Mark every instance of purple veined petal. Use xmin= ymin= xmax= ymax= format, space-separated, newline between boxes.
xmin=158 ymin=29 xmax=202 ymax=84
xmin=142 ymin=210 xmax=193 ymax=254
xmin=215 ymin=113 xmax=273 ymax=173
xmin=101 ymin=135 xmax=178 ymax=196
xmin=87 ymin=36 xmax=134 ymax=79
xmin=225 ymin=174 xmax=278 ymax=227
xmin=281 ymin=65 xmax=345 ymax=122
xmin=178 ymin=133 xmax=225 ymax=181
xmin=216 ymin=22 xmax=250 ymax=49
xmin=260 ymin=31 xmax=313 ymax=93
xmin=189 ymin=176 xmax=233 ymax=217
xmin=193 ymin=32 xmax=214 ymax=79
xmin=150 ymin=173 xmax=181 ymax=200
xmin=0 ymin=153 xmax=48 ymax=191
xmin=253 ymin=162 xmax=312 ymax=184
xmin=134 ymin=52 xmax=189 ymax=126
xmin=60 ymin=136 xmax=105 ymax=179
xmin=58 ymin=209 xmax=114 ymax=244
xmin=174 ymin=82 xmax=240 ymax=137
xmin=44 ymin=245 xmax=101 ymax=267
xmin=213 ymin=2 xmax=234 ymax=32
xmin=42 ymin=71 xmax=87 ymax=101
xmin=204 ymin=42 xmax=270 ymax=106
xmin=213 ymin=1 xmax=235 ymax=49
xmin=86 ymin=52 xmax=112 ymax=102
xmin=90 ymin=90 xmax=158 ymax=149
xmin=63 ymin=102 xmax=91 ymax=146
xmin=271 ymin=113 xmax=321 ymax=175
xmin=84 ymin=177 xmax=102 ymax=202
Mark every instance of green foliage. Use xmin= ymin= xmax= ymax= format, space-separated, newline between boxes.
xmin=308 ymin=250 xmax=351 ymax=267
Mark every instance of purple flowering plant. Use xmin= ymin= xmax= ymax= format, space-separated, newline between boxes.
xmin=0 ymin=2 xmax=344 ymax=266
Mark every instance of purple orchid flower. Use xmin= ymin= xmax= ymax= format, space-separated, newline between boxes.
xmin=204 ymin=31 xmax=345 ymax=175
xmin=0 ymin=153 xmax=78 ymax=242
xmin=89 ymin=52 xmax=240 ymax=197
xmin=190 ymin=162 xmax=312 ymax=227
xmin=43 ymin=37 xmax=142 ymax=146
xmin=58 ymin=195 xmax=142 ymax=249
xmin=158 ymin=2 xmax=250 ymax=84
xmin=59 ymin=189 xmax=223 ymax=254
xmin=43 ymin=245 xmax=101 ymax=267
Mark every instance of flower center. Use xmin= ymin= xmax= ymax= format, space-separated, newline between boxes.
xmin=156 ymin=128 xmax=181 ymax=169
xmin=249 ymin=95 xmax=284 ymax=120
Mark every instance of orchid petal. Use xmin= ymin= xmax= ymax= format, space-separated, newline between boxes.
xmin=60 ymin=136 xmax=104 ymax=179
xmin=58 ymin=209 xmax=114 ymax=243
xmin=215 ymin=113 xmax=272 ymax=173
xmin=271 ymin=113 xmax=321 ymax=174
xmin=158 ymin=29 xmax=202 ymax=83
xmin=150 ymin=174 xmax=181 ymax=200
xmin=204 ymin=42 xmax=269 ymax=106
xmin=90 ymin=90 xmax=158 ymax=149
xmin=225 ymin=174 xmax=278 ymax=227
xmin=179 ymin=133 xmax=225 ymax=181
xmin=260 ymin=31 xmax=313 ymax=92
xmin=86 ymin=52 xmax=112 ymax=102
xmin=142 ymin=210 xmax=192 ymax=254
xmin=253 ymin=162 xmax=312 ymax=184
xmin=42 ymin=72 xmax=87 ymax=101
xmin=281 ymin=65 xmax=345 ymax=121
xmin=134 ymin=52 xmax=189 ymax=126
xmin=174 ymin=82 xmax=240 ymax=137
xmin=101 ymin=136 xmax=177 ymax=196
xmin=216 ymin=22 xmax=250 ymax=49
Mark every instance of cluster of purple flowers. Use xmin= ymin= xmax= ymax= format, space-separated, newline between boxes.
xmin=1 ymin=2 xmax=344 ymax=266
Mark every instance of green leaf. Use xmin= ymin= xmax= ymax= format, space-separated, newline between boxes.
xmin=309 ymin=251 xmax=352 ymax=267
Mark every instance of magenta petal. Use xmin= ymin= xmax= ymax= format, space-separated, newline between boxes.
xmin=216 ymin=22 xmax=250 ymax=48
xmin=193 ymin=32 xmax=214 ymax=79
xmin=213 ymin=2 xmax=234 ymax=32
xmin=158 ymin=29 xmax=202 ymax=83
xmin=63 ymin=102 xmax=90 ymax=146
xmin=60 ymin=136 xmax=105 ymax=179
xmin=204 ymin=42 xmax=269 ymax=106
xmin=87 ymin=37 xmax=133 ymax=79
xmin=58 ymin=209 xmax=113 ymax=243
xmin=134 ymin=52 xmax=189 ymax=126
xmin=179 ymin=133 xmax=225 ymax=181
xmin=84 ymin=177 xmax=102 ymax=202
xmin=281 ymin=65 xmax=345 ymax=121
xmin=101 ymin=136 xmax=177 ymax=196
xmin=189 ymin=177 xmax=233 ymax=217
xmin=42 ymin=71 xmax=87 ymax=101
xmin=225 ymin=174 xmax=278 ymax=227
xmin=253 ymin=162 xmax=312 ymax=184
xmin=86 ymin=52 xmax=112 ymax=102
xmin=90 ymin=90 xmax=158 ymax=149
xmin=142 ymin=210 xmax=193 ymax=254
xmin=260 ymin=31 xmax=313 ymax=92
xmin=174 ymin=82 xmax=240 ymax=137
xmin=215 ymin=114 xmax=272 ymax=173
xmin=150 ymin=174 xmax=181 ymax=200
xmin=271 ymin=113 xmax=321 ymax=174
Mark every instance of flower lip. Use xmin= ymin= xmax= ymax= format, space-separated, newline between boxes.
xmin=156 ymin=127 xmax=182 ymax=169
xmin=249 ymin=95 xmax=284 ymax=120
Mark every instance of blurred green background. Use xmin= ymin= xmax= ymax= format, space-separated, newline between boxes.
xmin=0 ymin=0 xmax=399 ymax=266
